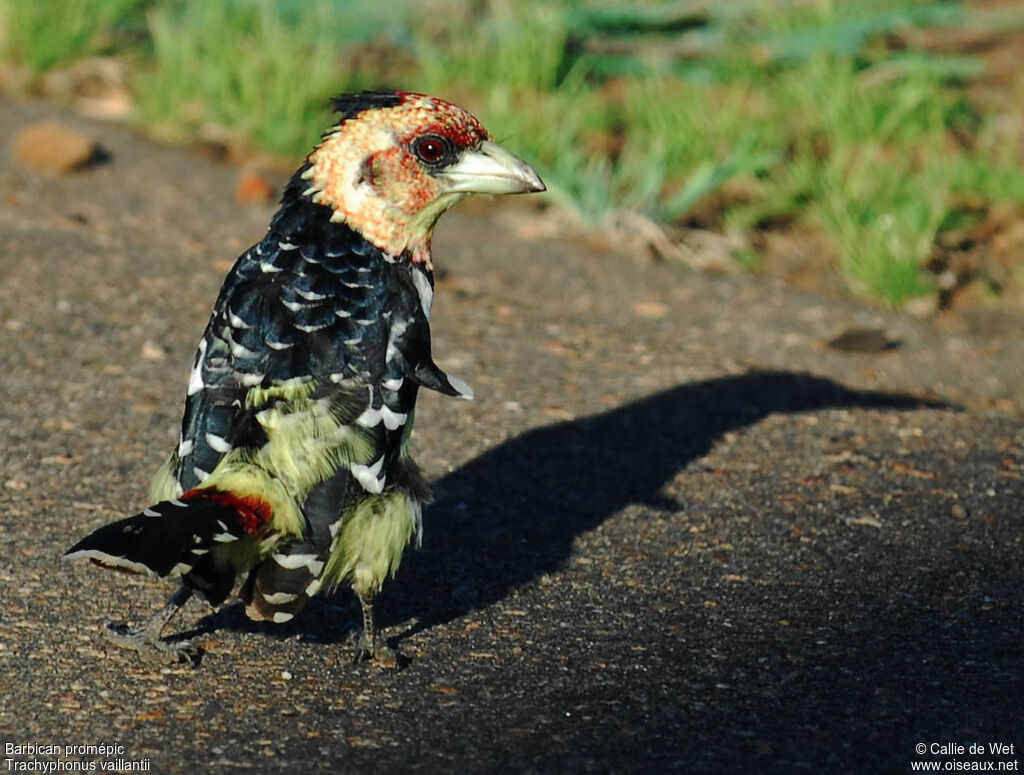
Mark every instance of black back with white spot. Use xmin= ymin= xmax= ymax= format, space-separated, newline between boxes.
xmin=173 ymin=167 xmax=464 ymax=514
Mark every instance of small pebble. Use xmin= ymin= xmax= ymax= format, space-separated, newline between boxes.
xmin=826 ymin=327 xmax=900 ymax=353
xmin=13 ymin=121 xmax=101 ymax=173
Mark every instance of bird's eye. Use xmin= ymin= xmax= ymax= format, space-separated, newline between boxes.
xmin=412 ymin=135 xmax=452 ymax=166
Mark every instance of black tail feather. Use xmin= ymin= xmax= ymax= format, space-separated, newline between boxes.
xmin=64 ymin=497 xmax=248 ymax=598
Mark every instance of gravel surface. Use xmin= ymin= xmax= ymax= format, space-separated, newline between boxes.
xmin=1 ymin=99 xmax=1022 ymax=774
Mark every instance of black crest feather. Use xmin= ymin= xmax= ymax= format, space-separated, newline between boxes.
xmin=331 ymin=90 xmax=405 ymax=122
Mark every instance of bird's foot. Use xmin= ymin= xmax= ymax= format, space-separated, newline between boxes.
xmin=351 ymin=630 xmax=402 ymax=669
xmin=102 ymin=619 xmax=200 ymax=666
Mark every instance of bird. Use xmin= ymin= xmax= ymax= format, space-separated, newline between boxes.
xmin=64 ymin=90 xmax=545 ymax=666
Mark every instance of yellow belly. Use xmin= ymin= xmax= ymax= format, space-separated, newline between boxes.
xmin=323 ymin=488 xmax=423 ymax=596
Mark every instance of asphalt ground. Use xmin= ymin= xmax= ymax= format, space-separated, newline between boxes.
xmin=1 ymin=98 xmax=1022 ymax=774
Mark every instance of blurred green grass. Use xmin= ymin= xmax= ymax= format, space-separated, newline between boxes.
xmin=3 ymin=0 xmax=1024 ymax=307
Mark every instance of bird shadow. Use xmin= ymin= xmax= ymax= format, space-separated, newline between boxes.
xmin=185 ymin=369 xmax=950 ymax=646
xmin=387 ymin=369 xmax=949 ymax=639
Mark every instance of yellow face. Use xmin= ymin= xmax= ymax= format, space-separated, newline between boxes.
xmin=304 ymin=94 xmax=489 ymax=264
xmin=302 ymin=92 xmax=544 ymax=267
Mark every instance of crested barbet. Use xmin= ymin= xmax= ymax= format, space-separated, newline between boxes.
xmin=64 ymin=91 xmax=545 ymax=665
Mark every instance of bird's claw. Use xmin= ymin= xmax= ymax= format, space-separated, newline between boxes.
xmin=102 ymin=619 xmax=200 ymax=666
xmin=351 ymin=630 xmax=402 ymax=669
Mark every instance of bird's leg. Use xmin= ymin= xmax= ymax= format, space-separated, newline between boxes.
xmin=352 ymin=589 xmax=400 ymax=668
xmin=103 ymin=584 xmax=198 ymax=665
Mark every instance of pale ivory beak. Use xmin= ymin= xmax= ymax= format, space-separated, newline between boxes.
xmin=441 ymin=140 xmax=546 ymax=195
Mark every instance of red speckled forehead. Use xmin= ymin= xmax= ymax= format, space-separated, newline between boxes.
xmin=388 ymin=92 xmax=490 ymax=149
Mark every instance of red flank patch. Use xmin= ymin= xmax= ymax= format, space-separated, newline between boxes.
xmin=181 ymin=487 xmax=272 ymax=536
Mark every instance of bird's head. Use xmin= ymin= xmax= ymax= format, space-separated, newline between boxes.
xmin=301 ymin=91 xmax=545 ymax=267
